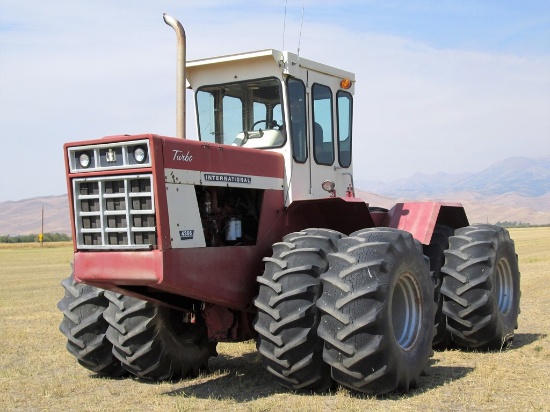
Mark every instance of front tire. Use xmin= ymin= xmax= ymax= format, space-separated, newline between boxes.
xmin=104 ymin=293 xmax=217 ymax=381
xmin=440 ymin=224 xmax=520 ymax=350
xmin=316 ymin=228 xmax=434 ymax=394
xmin=253 ymin=228 xmax=344 ymax=391
xmin=57 ymin=274 xmax=126 ymax=377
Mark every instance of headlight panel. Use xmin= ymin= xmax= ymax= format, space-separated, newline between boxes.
xmin=68 ymin=139 xmax=151 ymax=172
xmin=78 ymin=151 xmax=92 ymax=168
xmin=133 ymin=146 xmax=147 ymax=163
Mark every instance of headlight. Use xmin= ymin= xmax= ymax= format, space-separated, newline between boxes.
xmin=78 ymin=152 xmax=91 ymax=168
xmin=134 ymin=146 xmax=147 ymax=163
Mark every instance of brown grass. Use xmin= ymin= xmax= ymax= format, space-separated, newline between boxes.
xmin=0 ymin=229 xmax=549 ymax=411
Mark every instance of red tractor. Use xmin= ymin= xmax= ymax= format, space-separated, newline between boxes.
xmin=58 ymin=14 xmax=520 ymax=394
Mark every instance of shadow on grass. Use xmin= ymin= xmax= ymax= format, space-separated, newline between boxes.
xmin=164 ymin=352 xmax=285 ymax=401
xmin=431 ymin=332 xmax=547 ymax=353
xmin=340 ymin=360 xmax=475 ymax=401
xmin=508 ymin=332 xmax=546 ymax=350
xmin=163 ymin=351 xmax=476 ymax=402
xmin=92 ymin=334 xmax=542 ymax=402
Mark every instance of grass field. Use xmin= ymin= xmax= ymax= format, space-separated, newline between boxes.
xmin=1 ymin=229 xmax=549 ymax=411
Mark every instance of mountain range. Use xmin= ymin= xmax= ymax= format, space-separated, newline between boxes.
xmin=356 ymin=155 xmax=550 ymax=198
xmin=1 ymin=155 xmax=549 ymax=236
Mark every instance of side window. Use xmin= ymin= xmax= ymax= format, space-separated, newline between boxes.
xmin=287 ymin=78 xmax=307 ymax=163
xmin=312 ymin=84 xmax=334 ymax=166
xmin=223 ymin=96 xmax=243 ymax=144
xmin=196 ymin=90 xmax=216 ymax=143
xmin=337 ymin=91 xmax=352 ymax=168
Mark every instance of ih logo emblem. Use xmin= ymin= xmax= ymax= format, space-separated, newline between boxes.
xmin=179 ymin=230 xmax=194 ymax=240
xmin=106 ymin=148 xmax=117 ymax=163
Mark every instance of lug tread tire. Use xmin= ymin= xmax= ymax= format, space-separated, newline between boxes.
xmin=253 ymin=228 xmax=344 ymax=391
xmin=57 ymin=274 xmax=126 ymax=377
xmin=317 ymin=228 xmax=434 ymax=394
xmin=440 ymin=224 xmax=521 ymax=350
xmin=423 ymin=225 xmax=454 ymax=348
xmin=104 ymin=293 xmax=217 ymax=381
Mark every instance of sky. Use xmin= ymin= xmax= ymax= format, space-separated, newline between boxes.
xmin=0 ymin=0 xmax=549 ymax=201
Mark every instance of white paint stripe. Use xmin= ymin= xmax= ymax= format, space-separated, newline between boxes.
xmin=164 ymin=168 xmax=284 ymax=190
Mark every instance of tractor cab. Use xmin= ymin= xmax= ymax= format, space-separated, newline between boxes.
xmin=186 ymin=50 xmax=355 ymax=205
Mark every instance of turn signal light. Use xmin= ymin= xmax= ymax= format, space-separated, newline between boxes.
xmin=340 ymin=78 xmax=352 ymax=89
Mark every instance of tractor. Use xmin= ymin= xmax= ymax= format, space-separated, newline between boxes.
xmin=58 ymin=14 xmax=520 ymax=394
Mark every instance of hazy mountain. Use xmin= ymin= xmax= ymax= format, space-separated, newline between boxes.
xmin=451 ymin=156 xmax=550 ymax=197
xmin=0 ymin=195 xmax=70 ymax=236
xmin=357 ymin=155 xmax=550 ymax=198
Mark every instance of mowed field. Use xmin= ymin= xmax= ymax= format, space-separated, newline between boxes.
xmin=1 ymin=228 xmax=549 ymax=411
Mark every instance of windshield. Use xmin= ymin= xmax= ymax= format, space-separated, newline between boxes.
xmin=196 ymin=78 xmax=284 ymax=148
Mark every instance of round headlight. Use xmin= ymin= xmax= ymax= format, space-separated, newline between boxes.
xmin=78 ymin=152 xmax=91 ymax=168
xmin=134 ymin=147 xmax=146 ymax=163
xmin=321 ymin=179 xmax=335 ymax=193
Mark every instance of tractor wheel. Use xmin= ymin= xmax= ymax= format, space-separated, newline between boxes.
xmin=104 ymin=293 xmax=217 ymax=381
xmin=57 ymin=274 xmax=126 ymax=377
xmin=423 ymin=225 xmax=454 ymax=348
xmin=440 ymin=224 xmax=520 ymax=350
xmin=317 ymin=228 xmax=434 ymax=394
xmin=253 ymin=228 xmax=344 ymax=391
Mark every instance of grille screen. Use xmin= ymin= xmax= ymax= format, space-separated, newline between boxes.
xmin=73 ymin=174 xmax=156 ymax=249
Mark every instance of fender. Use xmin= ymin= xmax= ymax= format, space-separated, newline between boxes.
xmin=283 ymin=196 xmax=376 ymax=235
xmin=387 ymin=202 xmax=469 ymax=245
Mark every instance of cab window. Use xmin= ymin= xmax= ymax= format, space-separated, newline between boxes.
xmin=196 ymin=78 xmax=284 ymax=148
xmin=337 ymin=91 xmax=352 ymax=168
xmin=287 ymin=78 xmax=308 ymax=163
xmin=312 ymin=84 xmax=334 ymax=165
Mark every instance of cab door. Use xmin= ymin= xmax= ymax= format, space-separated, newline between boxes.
xmin=286 ymin=77 xmax=311 ymax=201
xmin=307 ymin=72 xmax=353 ymax=199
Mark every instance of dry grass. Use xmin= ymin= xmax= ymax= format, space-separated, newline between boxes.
xmin=1 ymin=229 xmax=549 ymax=411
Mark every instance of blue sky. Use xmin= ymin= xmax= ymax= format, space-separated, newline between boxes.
xmin=0 ymin=0 xmax=549 ymax=201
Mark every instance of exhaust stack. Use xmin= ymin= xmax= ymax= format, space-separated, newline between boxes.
xmin=163 ymin=13 xmax=186 ymax=139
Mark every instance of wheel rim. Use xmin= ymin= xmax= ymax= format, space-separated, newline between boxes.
xmin=496 ymin=257 xmax=513 ymax=315
xmin=392 ymin=272 xmax=422 ymax=350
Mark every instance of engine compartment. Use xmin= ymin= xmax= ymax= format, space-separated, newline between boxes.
xmin=194 ymin=186 xmax=263 ymax=247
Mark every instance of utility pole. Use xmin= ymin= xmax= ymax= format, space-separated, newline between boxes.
xmin=39 ymin=204 xmax=44 ymax=247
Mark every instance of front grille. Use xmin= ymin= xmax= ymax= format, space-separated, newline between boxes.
xmin=73 ymin=174 xmax=156 ymax=249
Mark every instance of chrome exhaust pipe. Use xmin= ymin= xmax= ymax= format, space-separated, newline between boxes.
xmin=163 ymin=13 xmax=186 ymax=139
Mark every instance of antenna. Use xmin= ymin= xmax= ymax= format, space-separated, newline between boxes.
xmin=282 ymin=0 xmax=288 ymax=50
xmin=297 ymin=6 xmax=304 ymax=58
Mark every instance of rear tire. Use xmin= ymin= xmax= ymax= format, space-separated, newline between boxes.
xmin=253 ymin=228 xmax=344 ymax=391
xmin=423 ymin=225 xmax=454 ymax=348
xmin=104 ymin=293 xmax=217 ymax=381
xmin=317 ymin=228 xmax=434 ymax=394
xmin=441 ymin=224 xmax=520 ymax=350
xmin=57 ymin=274 xmax=126 ymax=377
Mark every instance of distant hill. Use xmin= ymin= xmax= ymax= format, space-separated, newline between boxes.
xmin=355 ymin=155 xmax=550 ymax=225
xmin=0 ymin=195 xmax=70 ymax=236
xmin=356 ymin=155 xmax=550 ymax=198
xmin=1 ymin=156 xmax=549 ymax=235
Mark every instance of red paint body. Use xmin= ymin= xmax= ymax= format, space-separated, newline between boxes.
xmin=65 ymin=134 xmax=469 ymax=340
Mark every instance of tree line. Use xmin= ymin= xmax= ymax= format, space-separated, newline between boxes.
xmin=0 ymin=233 xmax=71 ymax=243
xmin=496 ymin=221 xmax=549 ymax=228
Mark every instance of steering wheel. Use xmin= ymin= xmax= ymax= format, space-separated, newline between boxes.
xmin=252 ymin=120 xmax=281 ymax=130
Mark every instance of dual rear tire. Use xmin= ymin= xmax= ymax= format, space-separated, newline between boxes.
xmin=255 ymin=227 xmax=434 ymax=394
